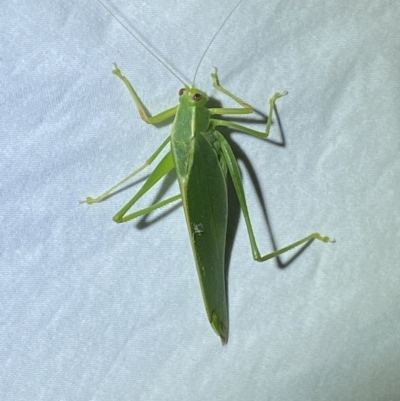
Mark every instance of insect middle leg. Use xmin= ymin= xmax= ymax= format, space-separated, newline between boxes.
xmin=82 ymin=136 xmax=170 ymax=204
xmin=83 ymin=147 xmax=180 ymax=223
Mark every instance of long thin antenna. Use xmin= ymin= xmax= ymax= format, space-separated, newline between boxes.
xmin=192 ymin=0 xmax=244 ymax=86
xmin=96 ymin=0 xmax=187 ymax=86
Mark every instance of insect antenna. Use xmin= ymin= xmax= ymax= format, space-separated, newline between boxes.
xmin=192 ymin=0 xmax=244 ymax=87
xmin=96 ymin=0 xmax=187 ymax=86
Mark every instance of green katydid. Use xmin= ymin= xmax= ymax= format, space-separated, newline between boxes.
xmin=82 ymin=0 xmax=332 ymax=344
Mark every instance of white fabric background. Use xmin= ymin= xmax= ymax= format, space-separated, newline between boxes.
xmin=2 ymin=0 xmax=400 ymax=400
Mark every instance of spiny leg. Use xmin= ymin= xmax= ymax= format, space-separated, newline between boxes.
xmin=82 ymin=63 xmax=180 ymax=205
xmin=81 ymin=136 xmax=170 ymax=204
xmin=209 ymin=67 xmax=287 ymax=139
xmin=113 ymin=64 xmax=178 ymax=124
xmin=216 ymin=131 xmax=331 ymax=262
xmin=113 ymin=151 xmax=181 ymax=223
xmin=114 ymin=194 xmax=181 ymax=222
xmin=211 ymin=67 xmax=253 ymax=112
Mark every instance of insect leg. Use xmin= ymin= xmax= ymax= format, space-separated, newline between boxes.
xmin=113 ymin=64 xmax=178 ymax=124
xmin=210 ymin=67 xmax=253 ymax=113
xmin=113 ymin=151 xmax=181 ymax=223
xmin=82 ymin=136 xmax=170 ymax=204
xmin=216 ymin=131 xmax=330 ymax=262
xmin=209 ymin=67 xmax=287 ymax=139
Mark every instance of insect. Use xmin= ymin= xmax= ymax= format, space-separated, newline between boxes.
xmin=82 ymin=0 xmax=332 ymax=344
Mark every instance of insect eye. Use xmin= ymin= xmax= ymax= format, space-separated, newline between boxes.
xmin=193 ymin=93 xmax=201 ymax=101
xmin=179 ymin=88 xmax=185 ymax=96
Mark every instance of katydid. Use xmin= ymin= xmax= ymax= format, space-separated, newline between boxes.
xmin=82 ymin=0 xmax=332 ymax=344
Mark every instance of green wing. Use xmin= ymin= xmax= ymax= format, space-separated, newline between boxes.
xmin=183 ymin=131 xmax=229 ymax=344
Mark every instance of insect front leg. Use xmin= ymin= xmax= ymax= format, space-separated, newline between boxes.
xmin=113 ymin=64 xmax=178 ymax=124
xmin=210 ymin=67 xmax=254 ymax=113
xmin=216 ymin=131 xmax=331 ymax=262
xmin=209 ymin=67 xmax=287 ymax=139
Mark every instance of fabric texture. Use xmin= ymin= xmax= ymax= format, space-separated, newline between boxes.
xmin=2 ymin=1 xmax=400 ymax=400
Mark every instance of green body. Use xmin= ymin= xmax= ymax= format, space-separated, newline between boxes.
xmin=83 ymin=66 xmax=331 ymax=344
xmin=172 ymin=88 xmax=229 ymax=340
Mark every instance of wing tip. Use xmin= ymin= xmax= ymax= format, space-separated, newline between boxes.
xmin=210 ymin=311 xmax=229 ymax=345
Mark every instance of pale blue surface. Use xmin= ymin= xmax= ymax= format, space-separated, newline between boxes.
xmin=2 ymin=1 xmax=400 ymax=400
